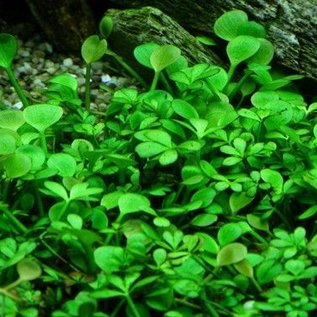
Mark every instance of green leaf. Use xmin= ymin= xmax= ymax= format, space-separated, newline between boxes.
xmin=48 ymin=73 xmax=78 ymax=92
xmin=214 ymin=10 xmax=248 ymax=41
xmin=172 ymin=99 xmax=199 ymax=120
xmin=67 ymin=214 xmax=83 ymax=230
xmin=94 ymin=246 xmax=124 ymax=273
xmin=101 ymin=191 xmax=123 ymax=210
xmin=217 ymin=243 xmax=247 ymax=266
xmin=118 ymin=193 xmax=155 ymax=218
xmin=234 ymin=259 xmax=254 ymax=278
xmin=17 ymin=259 xmax=42 ymax=281
xmin=191 ymin=213 xmax=217 ymax=227
xmin=260 ymin=169 xmax=284 ymax=193
xmin=0 ymin=133 xmax=17 ymax=155
xmin=229 ymin=192 xmax=255 ymax=213
xmin=134 ymin=129 xmax=172 ymax=147
xmin=81 ymin=35 xmax=107 ymax=64
xmin=196 ymin=35 xmax=217 ymax=46
xmin=47 ymin=153 xmax=77 ymax=177
xmin=3 ymin=153 xmax=32 ymax=178
xmin=136 ymin=142 xmax=169 ymax=158
xmin=218 ymin=223 xmax=243 ymax=246
xmin=256 ymin=260 xmax=283 ymax=285
xmin=159 ymin=149 xmax=178 ymax=165
xmin=246 ymin=38 xmax=274 ymax=65
xmin=285 ymin=259 xmax=305 ymax=276
xmin=16 ymin=145 xmax=46 ymax=170
xmin=43 ymin=181 xmax=69 ymax=200
xmin=0 ymin=109 xmax=25 ymax=131
xmin=23 ymin=104 xmax=63 ymax=132
xmin=99 ymin=16 xmax=113 ymax=38
xmin=150 ymin=45 xmax=181 ymax=72
xmin=0 ymin=33 xmax=17 ymax=69
xmin=246 ymin=214 xmax=269 ymax=231
xmin=298 ymin=205 xmax=317 ymax=220
xmin=237 ymin=21 xmax=266 ymax=38
xmin=227 ymin=36 xmax=260 ymax=66
xmin=134 ymin=42 xmax=160 ymax=68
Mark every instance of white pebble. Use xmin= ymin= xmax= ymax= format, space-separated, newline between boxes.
xmin=63 ymin=58 xmax=73 ymax=67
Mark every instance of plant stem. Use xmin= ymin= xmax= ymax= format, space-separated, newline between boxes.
xmin=39 ymin=131 xmax=48 ymax=154
xmin=85 ymin=63 xmax=92 ymax=111
xmin=225 ymin=64 xmax=237 ymax=89
xmin=150 ymin=71 xmax=160 ymax=91
xmin=108 ymin=50 xmax=148 ymax=88
xmin=126 ymin=294 xmax=141 ymax=317
xmin=228 ymin=71 xmax=252 ymax=101
xmin=251 ymin=277 xmax=262 ymax=292
xmin=0 ymin=288 xmax=19 ymax=301
xmin=33 ymin=181 xmax=45 ymax=217
xmin=5 ymin=67 xmax=30 ymax=108
xmin=109 ymin=298 xmax=125 ymax=317
xmin=0 ymin=203 xmax=28 ymax=233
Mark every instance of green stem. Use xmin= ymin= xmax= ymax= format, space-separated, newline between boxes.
xmin=0 ymin=288 xmax=19 ymax=301
xmin=225 ymin=64 xmax=237 ymax=92
xmin=109 ymin=298 xmax=125 ymax=317
xmin=126 ymin=295 xmax=141 ymax=317
xmin=0 ymin=203 xmax=28 ymax=233
xmin=228 ymin=71 xmax=252 ymax=101
xmin=248 ymin=230 xmax=269 ymax=247
xmin=33 ymin=181 xmax=45 ymax=217
xmin=3 ymin=278 xmax=22 ymax=291
xmin=39 ymin=131 xmax=48 ymax=154
xmin=108 ymin=50 xmax=148 ymax=88
xmin=5 ymin=67 xmax=30 ymax=107
xmin=150 ymin=71 xmax=160 ymax=91
xmin=85 ymin=63 xmax=92 ymax=111
xmin=160 ymin=72 xmax=173 ymax=94
xmin=251 ymin=277 xmax=262 ymax=292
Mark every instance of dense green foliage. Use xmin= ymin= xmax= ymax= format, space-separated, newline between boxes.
xmin=1 ymin=9 xmax=317 ymax=317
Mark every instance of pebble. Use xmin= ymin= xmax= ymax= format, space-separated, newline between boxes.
xmin=0 ymin=34 xmax=136 ymax=110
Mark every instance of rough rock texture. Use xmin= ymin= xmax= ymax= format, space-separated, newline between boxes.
xmin=24 ymin=0 xmax=97 ymax=52
xmin=107 ymin=0 xmax=317 ymax=80
xmin=106 ymin=7 xmax=223 ymax=69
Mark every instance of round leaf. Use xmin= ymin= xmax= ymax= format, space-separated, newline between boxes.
xmin=0 ymin=33 xmax=17 ymax=69
xmin=214 ymin=10 xmax=248 ymax=41
xmin=0 ymin=133 xmax=17 ymax=155
xmin=159 ymin=149 xmax=178 ymax=166
xmin=234 ymin=259 xmax=254 ymax=278
xmin=17 ymin=259 xmax=42 ymax=281
xmin=81 ymin=35 xmax=107 ymax=64
xmin=0 ymin=109 xmax=25 ymax=131
xmin=23 ymin=104 xmax=63 ymax=132
xmin=134 ymin=42 xmax=160 ymax=68
xmin=237 ymin=21 xmax=266 ymax=38
xmin=16 ymin=145 xmax=46 ymax=170
xmin=227 ymin=36 xmax=260 ymax=66
xmin=47 ymin=153 xmax=77 ymax=177
xmin=217 ymin=242 xmax=247 ymax=266
xmin=229 ymin=192 xmax=255 ymax=213
xmin=150 ymin=45 xmax=181 ymax=72
xmin=246 ymin=38 xmax=274 ymax=65
xmin=3 ymin=153 xmax=32 ymax=178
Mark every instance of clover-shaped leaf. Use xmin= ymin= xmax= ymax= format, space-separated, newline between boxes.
xmin=134 ymin=42 xmax=160 ymax=68
xmin=214 ymin=10 xmax=248 ymax=41
xmin=81 ymin=35 xmax=107 ymax=64
xmin=0 ymin=109 xmax=25 ymax=131
xmin=23 ymin=104 xmax=63 ymax=132
xmin=150 ymin=45 xmax=181 ymax=73
xmin=227 ymin=36 xmax=260 ymax=66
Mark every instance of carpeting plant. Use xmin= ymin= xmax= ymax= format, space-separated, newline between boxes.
xmin=1 ymin=9 xmax=317 ymax=317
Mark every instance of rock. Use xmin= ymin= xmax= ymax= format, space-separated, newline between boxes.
xmin=107 ymin=0 xmax=317 ymax=80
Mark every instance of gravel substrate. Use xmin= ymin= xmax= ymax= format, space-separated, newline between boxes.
xmin=0 ymin=33 xmax=135 ymax=110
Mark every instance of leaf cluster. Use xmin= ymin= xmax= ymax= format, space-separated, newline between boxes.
xmin=1 ymin=9 xmax=317 ymax=317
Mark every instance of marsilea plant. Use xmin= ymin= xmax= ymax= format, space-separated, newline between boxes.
xmin=1 ymin=9 xmax=317 ymax=317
